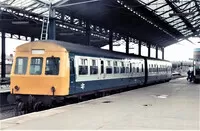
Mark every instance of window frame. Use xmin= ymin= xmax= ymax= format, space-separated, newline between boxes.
xmin=78 ymin=58 xmax=89 ymax=75
xmin=45 ymin=57 xmax=60 ymax=75
xmin=14 ymin=57 xmax=28 ymax=75
xmin=30 ymin=57 xmax=43 ymax=75
xmin=90 ymin=59 xmax=98 ymax=75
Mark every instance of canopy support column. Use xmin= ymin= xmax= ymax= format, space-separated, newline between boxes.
xmin=109 ymin=30 xmax=113 ymax=51
xmin=1 ymin=31 xmax=6 ymax=78
xmin=126 ymin=36 xmax=129 ymax=54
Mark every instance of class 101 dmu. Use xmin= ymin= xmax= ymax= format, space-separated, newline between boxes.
xmin=7 ymin=40 xmax=172 ymax=111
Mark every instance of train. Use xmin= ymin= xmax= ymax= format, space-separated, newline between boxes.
xmin=7 ymin=40 xmax=172 ymax=111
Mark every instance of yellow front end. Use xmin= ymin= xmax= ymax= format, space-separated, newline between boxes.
xmin=10 ymin=41 xmax=70 ymax=96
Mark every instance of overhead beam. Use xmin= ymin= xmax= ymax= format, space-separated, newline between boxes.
xmin=33 ymin=0 xmax=49 ymax=6
xmin=53 ymin=0 xmax=100 ymax=8
xmin=192 ymin=0 xmax=200 ymax=14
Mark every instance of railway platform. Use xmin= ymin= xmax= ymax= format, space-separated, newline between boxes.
xmin=0 ymin=78 xmax=199 ymax=130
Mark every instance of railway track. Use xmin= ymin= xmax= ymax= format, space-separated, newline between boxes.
xmin=0 ymin=104 xmax=16 ymax=120
xmin=0 ymin=104 xmax=15 ymax=112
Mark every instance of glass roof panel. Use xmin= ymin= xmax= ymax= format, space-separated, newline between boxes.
xmin=138 ymin=0 xmax=199 ymax=37
xmin=0 ymin=0 xmax=63 ymax=16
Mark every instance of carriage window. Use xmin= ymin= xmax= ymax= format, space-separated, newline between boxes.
xmin=141 ymin=64 xmax=144 ymax=72
xmin=14 ymin=57 xmax=28 ymax=74
xmin=126 ymin=63 xmax=130 ymax=73
xmin=90 ymin=59 xmax=98 ymax=75
xmin=79 ymin=58 xmax=88 ymax=75
xmin=157 ymin=65 xmax=158 ymax=72
xmin=137 ymin=67 xmax=139 ymax=73
xmin=30 ymin=57 xmax=43 ymax=75
xmin=130 ymin=63 xmax=132 ymax=73
xmin=113 ymin=61 xmax=119 ymax=74
xmin=154 ymin=64 xmax=157 ymax=72
xmin=106 ymin=60 xmax=112 ymax=74
xmin=149 ymin=64 xmax=151 ymax=72
xmin=133 ymin=67 xmax=135 ymax=73
xmin=45 ymin=57 xmax=60 ymax=75
xmin=120 ymin=62 xmax=125 ymax=73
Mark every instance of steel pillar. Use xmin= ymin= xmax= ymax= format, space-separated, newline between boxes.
xmin=126 ymin=37 xmax=129 ymax=54
xmin=48 ymin=18 xmax=56 ymax=40
xmin=156 ymin=46 xmax=158 ymax=59
xmin=31 ymin=37 xmax=34 ymax=41
xmin=109 ymin=30 xmax=113 ymax=51
xmin=86 ymin=21 xmax=91 ymax=45
xmin=48 ymin=7 xmax=56 ymax=40
xmin=1 ymin=31 xmax=6 ymax=78
xmin=162 ymin=47 xmax=165 ymax=60
xmin=138 ymin=41 xmax=141 ymax=56
xmin=148 ymin=44 xmax=151 ymax=57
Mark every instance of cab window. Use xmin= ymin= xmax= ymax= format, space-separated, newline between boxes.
xmin=30 ymin=57 xmax=43 ymax=75
xmin=14 ymin=57 xmax=28 ymax=74
xmin=45 ymin=57 xmax=60 ymax=75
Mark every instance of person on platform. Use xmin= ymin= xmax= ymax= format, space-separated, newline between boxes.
xmin=190 ymin=70 xmax=194 ymax=82
xmin=187 ymin=70 xmax=191 ymax=81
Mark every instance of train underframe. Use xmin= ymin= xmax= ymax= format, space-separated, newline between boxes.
xmin=7 ymin=83 xmax=144 ymax=114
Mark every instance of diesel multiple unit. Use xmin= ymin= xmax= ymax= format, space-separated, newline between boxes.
xmin=8 ymin=40 xmax=172 ymax=110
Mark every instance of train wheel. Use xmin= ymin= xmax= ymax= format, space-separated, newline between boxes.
xmin=33 ymin=102 xmax=43 ymax=112
xmin=15 ymin=102 xmax=24 ymax=116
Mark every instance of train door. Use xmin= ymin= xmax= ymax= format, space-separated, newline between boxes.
xmin=69 ymin=56 xmax=76 ymax=93
xmin=99 ymin=59 xmax=105 ymax=80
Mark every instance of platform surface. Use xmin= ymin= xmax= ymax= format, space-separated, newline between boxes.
xmin=0 ymin=78 xmax=199 ymax=130
xmin=0 ymin=85 xmax=10 ymax=93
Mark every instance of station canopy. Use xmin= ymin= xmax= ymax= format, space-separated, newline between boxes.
xmin=0 ymin=0 xmax=199 ymax=47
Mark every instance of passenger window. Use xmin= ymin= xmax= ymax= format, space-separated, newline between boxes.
xmin=90 ymin=59 xmax=98 ymax=75
xmin=130 ymin=63 xmax=132 ymax=73
xmin=137 ymin=67 xmax=139 ymax=73
xmin=157 ymin=65 xmax=158 ymax=72
xmin=149 ymin=64 xmax=151 ymax=72
xmin=14 ymin=57 xmax=28 ymax=75
xmin=113 ymin=61 xmax=119 ymax=74
xmin=79 ymin=58 xmax=88 ymax=75
xmin=120 ymin=62 xmax=125 ymax=73
xmin=141 ymin=64 xmax=144 ymax=72
xmin=133 ymin=67 xmax=135 ymax=73
xmin=126 ymin=63 xmax=130 ymax=73
xmin=106 ymin=60 xmax=112 ymax=74
xmin=30 ymin=57 xmax=43 ymax=75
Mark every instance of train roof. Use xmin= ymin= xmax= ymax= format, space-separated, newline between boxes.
xmin=27 ymin=40 xmax=170 ymax=62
